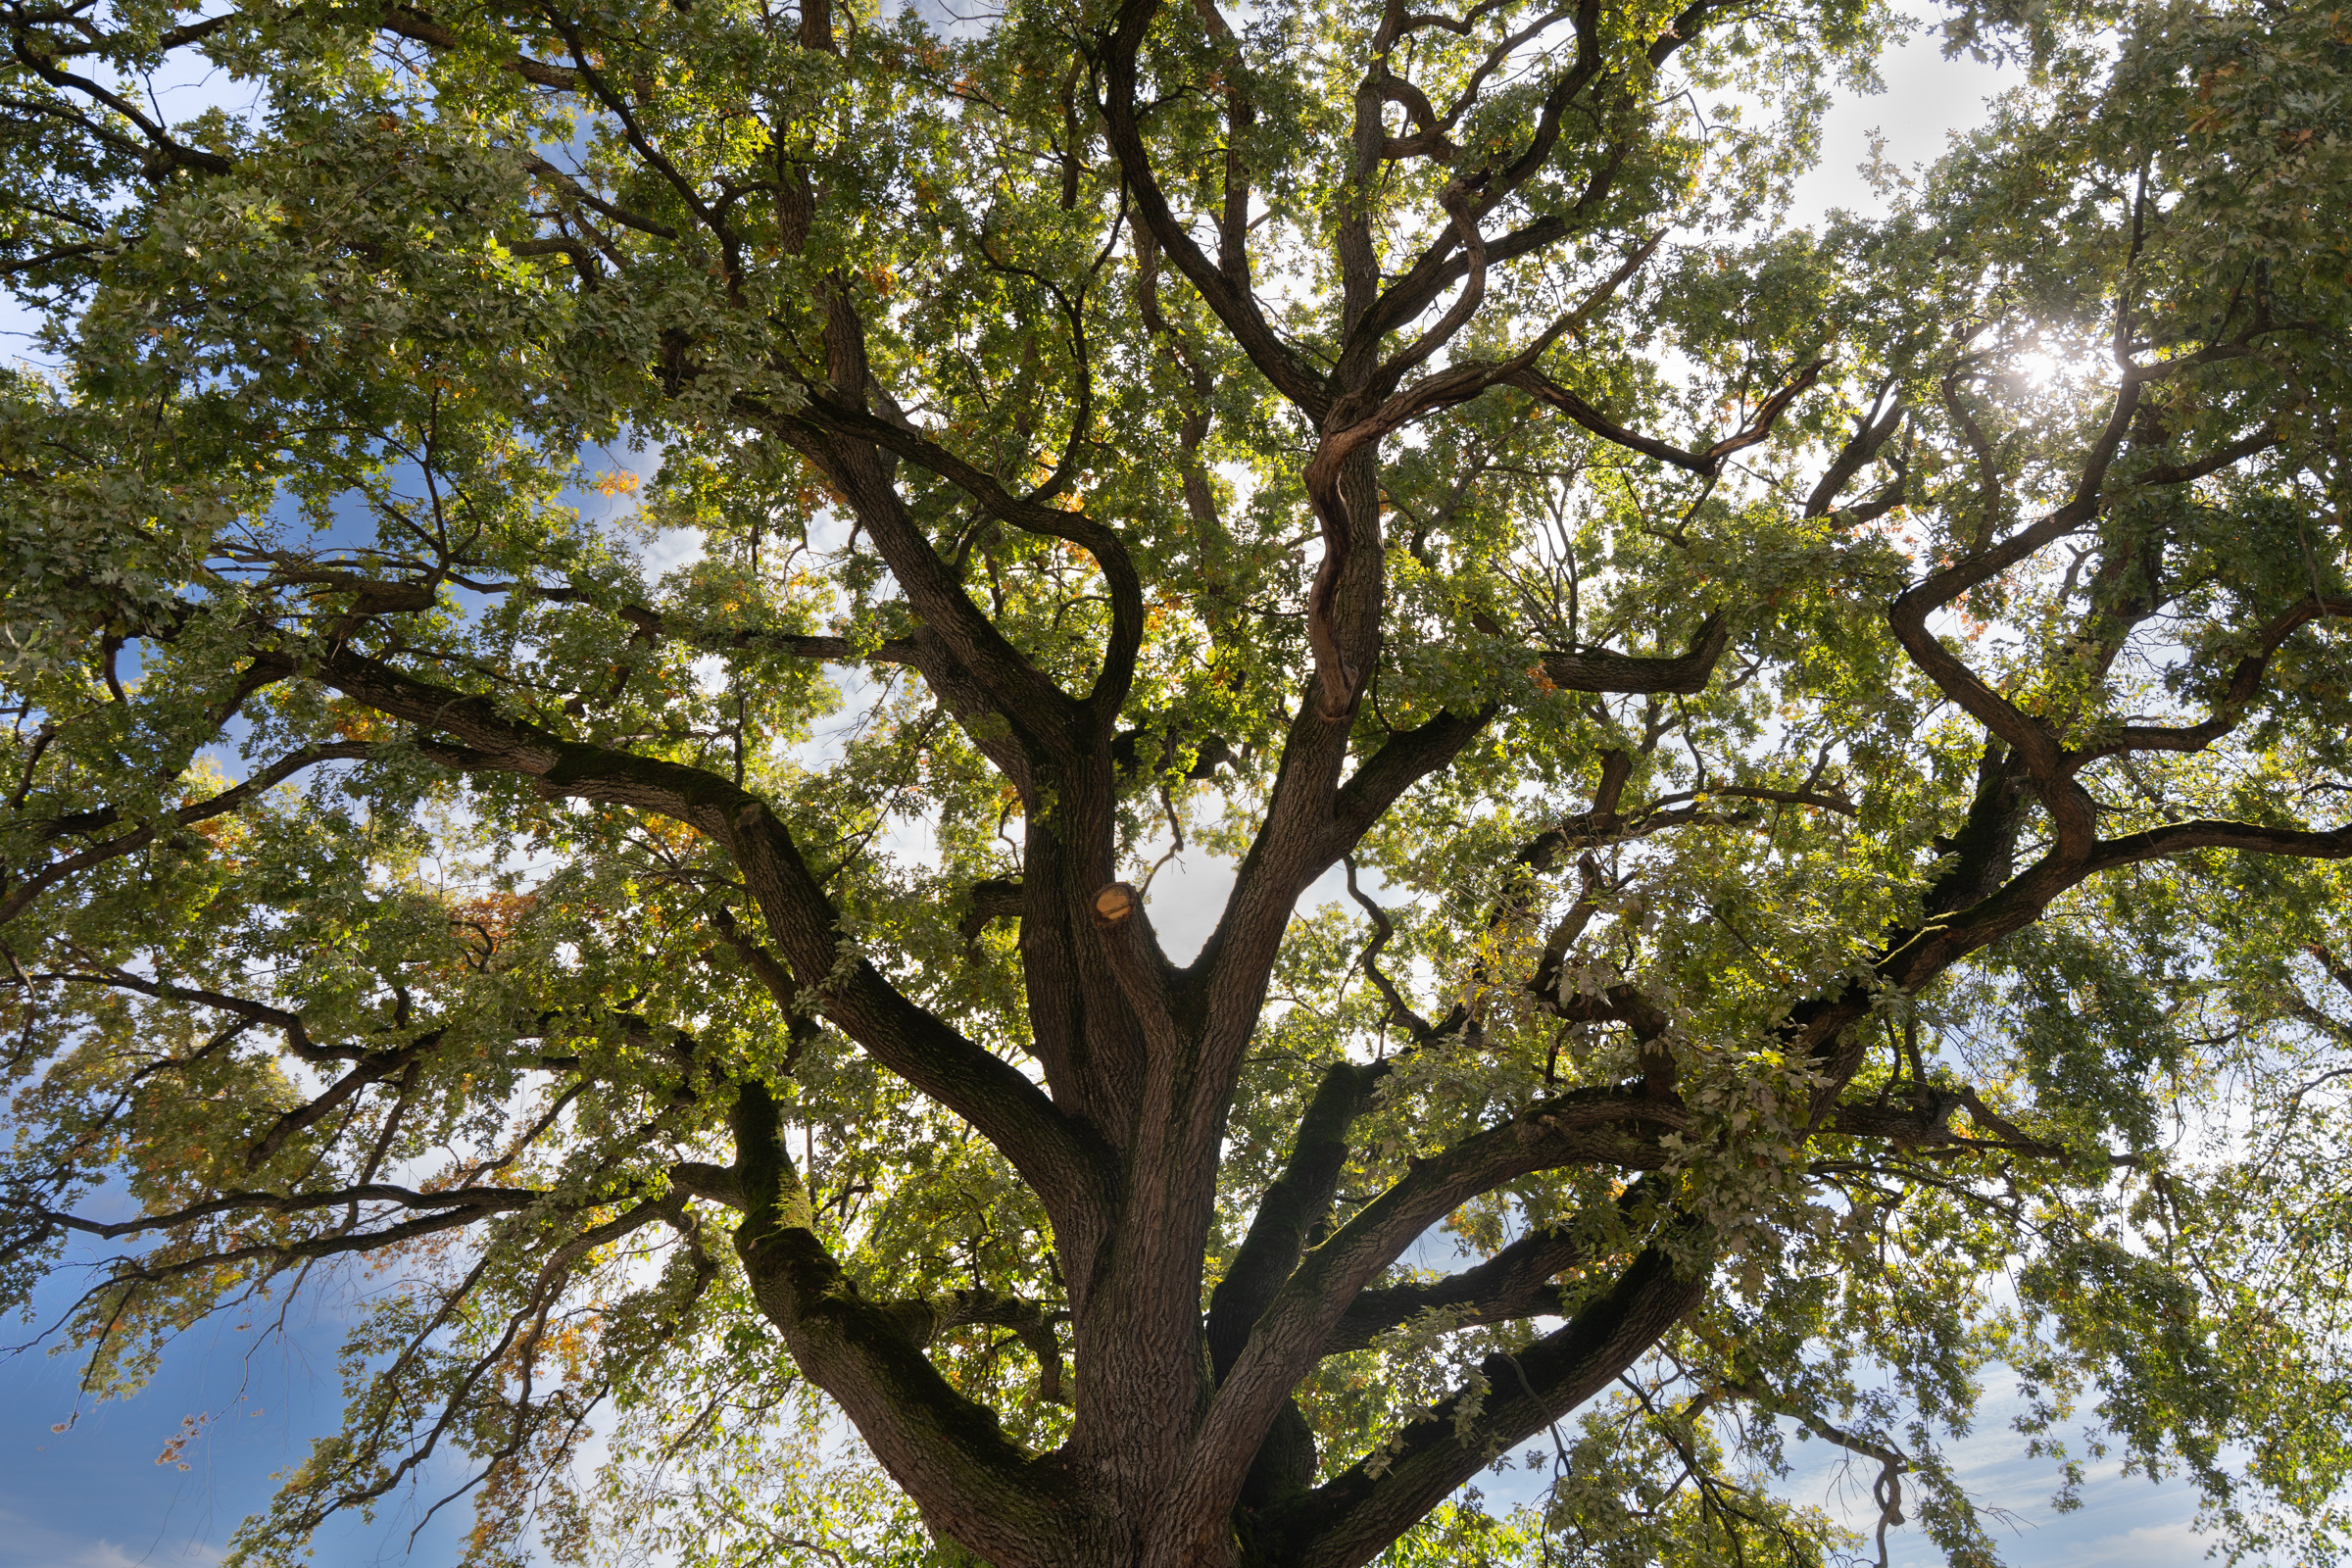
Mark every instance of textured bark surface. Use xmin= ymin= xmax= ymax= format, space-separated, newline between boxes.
xmin=3 ymin=0 xmax=2349 ymax=1563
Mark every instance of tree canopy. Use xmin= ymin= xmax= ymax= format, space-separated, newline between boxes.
xmin=2 ymin=0 xmax=2349 ymax=1562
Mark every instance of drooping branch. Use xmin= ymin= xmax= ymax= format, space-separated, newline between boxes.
xmin=1 ymin=20 xmax=234 ymax=178
xmin=521 ymin=590 xmax=921 ymax=669
xmin=269 ymin=1194 xmax=697 ymax=1539
xmin=541 ymin=16 xmax=738 ymax=271
xmin=37 ymin=966 xmax=330 ymax=1062
xmin=1824 ymin=1086 xmax=2072 ymax=1160
xmin=520 ymin=156 xmax=680 ymax=241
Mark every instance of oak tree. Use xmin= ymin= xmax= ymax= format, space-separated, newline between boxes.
xmin=3 ymin=0 xmax=2350 ymax=1563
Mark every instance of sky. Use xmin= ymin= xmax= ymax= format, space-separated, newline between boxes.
xmin=1 ymin=1262 xmax=475 ymax=1568
xmin=0 ymin=13 xmax=2247 ymax=1568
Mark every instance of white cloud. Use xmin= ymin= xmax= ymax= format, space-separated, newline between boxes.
xmin=642 ymin=526 xmax=708 ymax=577
xmin=2075 ymin=1520 xmax=2214 ymax=1566
xmin=0 ymin=1532 xmax=223 ymax=1568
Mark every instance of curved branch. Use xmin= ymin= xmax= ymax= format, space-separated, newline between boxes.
xmin=381 ymin=5 xmax=581 ymax=89
xmin=1355 ymin=214 xmax=1568 ymax=348
xmin=727 ymin=1082 xmax=1068 ymax=1560
xmin=309 ymin=647 xmax=1108 ymax=1223
xmin=1539 ymin=612 xmax=1729 ymax=695
xmin=1173 ymin=1087 xmax=1679 ymax=1531
xmin=896 ymin=1285 xmax=1068 ymax=1404
xmin=1323 ymin=1216 xmax=1599 ymax=1354
xmin=1887 ymin=418 xmax=2286 ymax=857
xmin=1512 ymin=359 xmax=1822 ymax=478
xmin=1344 ymin=862 xmax=1462 ymax=1045
xmin=1267 ymin=1236 xmax=1710 ymax=1568
xmin=1101 ymin=0 xmax=1332 ymax=416
xmin=785 ymin=388 xmax=1145 ymax=721
xmin=2069 ymin=593 xmax=2351 ymax=765
xmin=1 ymin=741 xmax=378 ymax=929
xmin=1325 ymin=705 xmax=1496 ymax=861
xmin=1339 ymin=1 xmax=1605 ymax=373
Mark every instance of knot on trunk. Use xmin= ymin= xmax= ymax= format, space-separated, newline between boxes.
xmin=1092 ymin=881 xmax=1140 ymax=927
